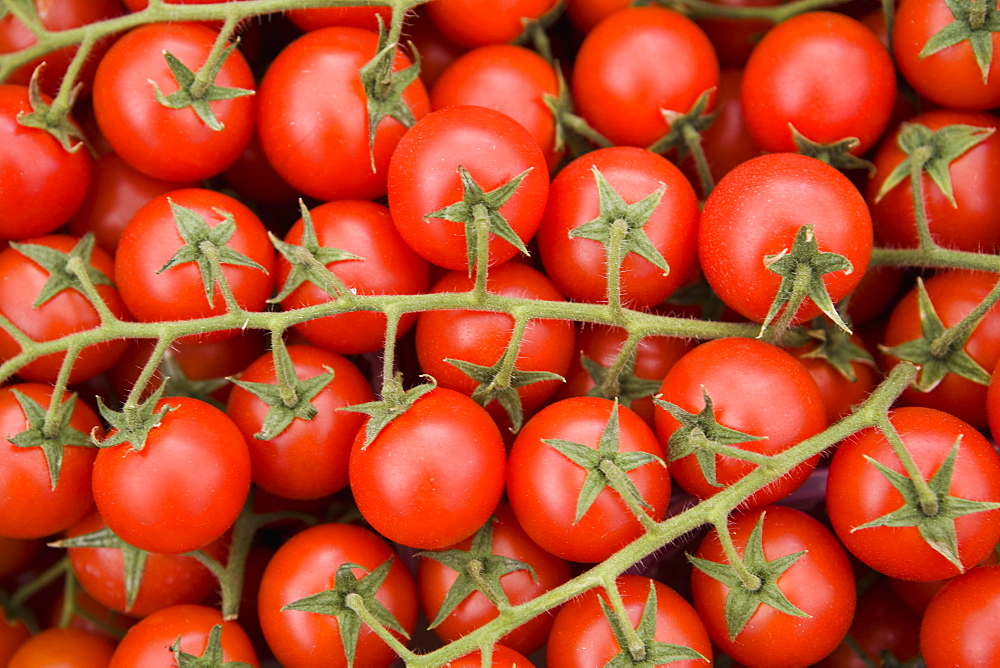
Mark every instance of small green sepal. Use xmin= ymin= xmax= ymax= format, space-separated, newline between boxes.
xmin=919 ymin=0 xmax=1000 ymax=84
xmin=339 ymin=376 xmax=437 ymax=448
xmin=790 ymin=125 xmax=874 ymax=173
xmin=51 ymin=525 xmax=150 ymax=612
xmin=10 ymin=233 xmax=112 ymax=309
xmin=15 ymin=64 xmax=88 ymax=153
xmin=445 ymin=356 xmax=562 ymax=433
xmin=8 ymin=390 xmax=91 ymax=491
xmin=171 ymin=624 xmax=252 ymax=668
xmin=93 ymin=382 xmax=174 ymax=452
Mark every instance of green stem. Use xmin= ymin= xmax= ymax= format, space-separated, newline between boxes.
xmin=66 ymin=255 xmax=120 ymax=325
xmin=597 ymin=333 xmax=642 ymax=399
xmin=655 ymin=0 xmax=851 ymax=22
xmin=760 ymin=262 xmax=812 ymax=344
xmin=602 ymin=575 xmax=646 ymax=661
xmin=683 ymin=122 xmax=715 ymax=198
xmin=875 ymin=414 xmax=940 ymax=516
xmin=379 ymin=308 xmax=403 ymax=396
xmin=599 ymin=458 xmax=660 ymax=532
xmin=466 ymin=559 xmax=511 ymax=612
xmin=201 ymin=242 xmax=244 ymax=315
xmin=188 ymin=14 xmax=241 ymax=100
xmin=269 ymin=329 xmax=299 ymax=409
xmin=491 ymin=311 xmax=530 ymax=390
xmin=908 ymin=147 xmax=938 ymax=253
xmin=969 ymin=0 xmax=987 ymax=30
xmin=605 ymin=219 xmax=628 ymax=318
xmin=124 ymin=336 xmax=172 ymax=410
xmin=472 ymin=202 xmax=491 ymax=301
xmin=344 ymin=593 xmax=418 ymax=662
xmin=41 ymin=339 xmax=83 ymax=440
xmin=48 ymin=32 xmax=94 ymax=120
xmin=711 ymin=515 xmax=762 ymax=591
xmin=930 ymin=273 xmax=1000 ymax=358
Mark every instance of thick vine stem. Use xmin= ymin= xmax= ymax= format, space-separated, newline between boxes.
xmin=344 ymin=592 xmax=417 ymax=662
xmin=874 ymin=414 xmax=940 ymax=516
xmin=710 ymin=514 xmax=762 ymax=591
xmin=929 ymin=273 xmax=1000 ymax=358
xmin=908 ymin=146 xmax=938 ymax=252
xmin=654 ymin=0 xmax=851 ymax=23
xmin=605 ymin=218 xmax=628 ymax=318
xmin=602 ymin=575 xmax=646 ymax=661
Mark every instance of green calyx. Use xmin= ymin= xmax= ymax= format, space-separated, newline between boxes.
xmin=230 ymin=364 xmax=334 ymax=441
xmin=799 ymin=318 xmax=876 ymax=383
xmin=94 ymin=382 xmax=174 ymax=452
xmin=790 ymin=124 xmax=874 ymax=173
xmin=51 ymin=525 xmax=151 ymax=613
xmin=10 ymin=233 xmax=112 ymax=309
xmin=340 ymin=376 xmax=437 ymax=447
xmin=920 ymin=0 xmax=1000 ymax=84
xmin=8 ymin=390 xmax=91 ymax=491
xmin=171 ymin=624 xmax=252 ymax=668
xmin=581 ymin=351 xmax=662 ymax=409
xmin=15 ymin=65 xmax=88 ymax=153
xmin=446 ymin=356 xmax=562 ymax=433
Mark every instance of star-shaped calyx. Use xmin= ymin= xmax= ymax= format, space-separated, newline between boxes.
xmin=16 ymin=64 xmax=89 ymax=152
xmin=93 ymin=382 xmax=174 ymax=452
xmin=416 ymin=516 xmax=536 ymax=628
xmin=171 ymin=624 xmax=252 ymax=668
xmin=854 ymin=436 xmax=1000 ymax=570
xmin=880 ymin=277 xmax=991 ymax=392
xmin=919 ymin=0 xmax=1000 ymax=83
xmin=51 ymin=525 xmax=151 ymax=613
xmin=10 ymin=233 xmax=112 ymax=308
xmin=281 ymin=558 xmax=409 ymax=668
xmin=688 ymin=512 xmax=809 ymax=640
xmin=340 ymin=376 xmax=437 ymax=447
xmin=799 ymin=317 xmax=876 ymax=383
xmin=544 ymin=401 xmax=665 ymax=523
xmin=580 ymin=350 xmax=662 ymax=409
xmin=790 ymin=124 xmax=874 ymax=173
xmin=445 ymin=356 xmax=562 ymax=433
xmin=8 ymin=390 xmax=92 ymax=490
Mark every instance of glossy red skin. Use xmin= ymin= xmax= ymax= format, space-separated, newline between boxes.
xmin=257 ymin=26 xmax=429 ymax=201
xmin=866 ymin=109 xmax=1000 ymax=253
xmin=920 ymin=565 xmax=1000 ymax=666
xmin=539 ymin=146 xmax=699 ymax=309
xmin=827 ymin=407 xmax=1000 ymax=581
xmin=883 ymin=270 xmax=1000 ymax=428
xmin=507 ymin=397 xmax=670 ymax=563
xmin=68 ymin=152 xmax=198 ymax=254
xmin=547 ymin=575 xmax=712 ymax=668
xmin=258 ymin=523 xmax=417 ymax=668
xmin=699 ymin=153 xmax=873 ymax=325
xmin=92 ymin=396 xmax=252 ymax=554
xmin=654 ymin=337 xmax=826 ymax=508
xmin=277 ymin=200 xmax=430 ymax=356
xmin=110 ymin=604 xmax=258 ymax=668
xmin=0 ymin=610 xmax=30 ymax=668
xmin=791 ymin=335 xmax=881 ymax=426
xmin=844 ymin=264 xmax=909 ymax=327
xmin=349 ymin=387 xmax=506 ymax=550
xmin=691 ymin=506 xmax=856 ymax=667
xmin=92 ymin=22 xmax=255 ymax=182
xmin=0 ymin=0 xmax=125 ymax=96
xmin=572 ymin=7 xmax=719 ymax=148
xmin=417 ymin=503 xmax=572 ymax=655
xmin=742 ymin=11 xmax=896 ymax=154
xmin=286 ymin=6 xmax=392 ymax=31
xmin=65 ymin=511 xmax=228 ymax=618
xmin=0 ymin=84 xmax=92 ymax=240
xmin=553 ymin=322 xmax=695 ymax=426
xmin=0 ymin=383 xmax=102 ymax=539
xmin=445 ymin=646 xmax=534 ymax=667
xmin=9 ymin=627 xmax=116 ymax=668
xmin=226 ymin=345 xmax=374 ymax=500
xmin=431 ymin=44 xmax=561 ymax=169
xmin=113 ymin=188 xmax=274 ymax=342
xmin=387 ymin=104 xmax=550 ymax=271
xmin=895 ymin=0 xmax=1000 ymax=109
xmin=0 ymin=234 xmax=130 ymax=383
xmin=426 ymin=0 xmax=558 ymax=47
xmin=415 ymin=262 xmax=575 ymax=419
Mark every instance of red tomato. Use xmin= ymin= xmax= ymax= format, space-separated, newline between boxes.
xmin=349 ymin=387 xmax=507 ymax=550
xmin=444 ymin=645 xmax=534 ymax=667
xmin=226 ymin=344 xmax=374 ymax=500
xmin=547 ymin=575 xmax=711 ymax=667
xmin=920 ymin=565 xmax=1000 ymax=666
xmin=691 ymin=505 xmax=856 ymax=667
xmin=257 ymin=523 xmax=418 ymax=668
xmin=866 ymin=109 xmax=1000 ymax=253
xmin=790 ymin=333 xmax=881 ymax=426
xmin=695 ymin=0 xmax=781 ymax=67
xmin=506 ymin=397 xmax=670 ymax=563
xmin=0 ymin=234 xmax=131 ymax=383
xmin=699 ymin=153 xmax=873 ymax=326
xmin=276 ymin=200 xmax=430 ymax=356
xmin=286 ymin=6 xmax=392 ymax=32
xmin=110 ymin=604 xmax=258 ymax=668
xmin=417 ymin=503 xmax=572 ymax=655
xmin=572 ymin=7 xmax=719 ymax=148
xmin=0 ymin=84 xmax=92 ymax=240
xmin=113 ymin=188 xmax=275 ymax=342
xmin=9 ymin=627 xmax=115 ymax=668
xmin=92 ymin=22 xmax=255 ymax=182
xmin=894 ymin=0 xmax=1000 ymax=109
xmin=741 ymin=11 xmax=896 ymax=154
xmin=415 ymin=262 xmax=575 ymax=423
xmin=92 ymin=396 xmax=252 ymax=554
xmin=0 ymin=610 xmax=30 ymax=668
xmin=826 ymin=407 xmax=1000 ymax=581
xmin=0 ymin=383 xmax=102 ymax=539
xmin=426 ymin=0 xmax=558 ymax=47
xmin=257 ymin=26 xmax=429 ymax=201
xmin=387 ymin=104 xmax=550 ymax=271
xmin=538 ymin=146 xmax=700 ymax=309
xmin=654 ymin=337 xmax=827 ymax=508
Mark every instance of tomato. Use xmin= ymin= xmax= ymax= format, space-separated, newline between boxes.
xmin=426 ymin=0 xmax=558 ymax=47
xmin=507 ymin=396 xmax=670 ymax=563
xmin=547 ymin=574 xmax=711 ymax=667
xmin=894 ymin=0 xmax=1000 ymax=110
xmin=883 ymin=270 xmax=1000 ymax=428
xmin=286 ymin=6 xmax=392 ymax=32
xmin=9 ymin=627 xmax=116 ymax=668
xmin=790 ymin=332 xmax=881 ymax=426
xmin=276 ymin=200 xmax=430 ymax=356
xmin=919 ymin=565 xmax=1000 ymax=666
xmin=110 ymin=604 xmax=258 ymax=668
xmin=349 ymin=387 xmax=506 ymax=550
xmin=64 ymin=511 xmax=228 ymax=618
xmin=741 ymin=11 xmax=896 ymax=155
xmin=0 ymin=383 xmax=102 ymax=539
xmin=565 ymin=0 xmax=631 ymax=33
xmin=417 ymin=503 xmax=572 ymax=655
xmin=113 ymin=188 xmax=274 ymax=343
xmin=866 ymin=109 xmax=1000 ymax=253
xmin=387 ymin=104 xmax=550 ymax=271
xmin=92 ymin=22 xmax=255 ymax=182
xmin=699 ymin=153 xmax=873 ymax=326
xmin=826 ymin=407 xmax=1000 ymax=581
xmin=572 ymin=7 xmax=719 ymax=148
xmin=92 ymin=396 xmax=252 ymax=554
xmin=415 ymin=261 xmax=575 ymax=424
xmin=226 ymin=344 xmax=374 ymax=500
xmin=538 ymin=146 xmax=700 ymax=309
xmin=0 ymin=610 xmax=30 ymax=668
xmin=257 ymin=26 xmax=429 ymax=202
xmin=0 ymin=234 xmax=131 ymax=383
xmin=654 ymin=337 xmax=827 ymax=509
xmin=257 ymin=523 xmax=418 ymax=668
xmin=690 ymin=505 xmax=855 ymax=667
xmin=695 ymin=0 xmax=781 ymax=67
xmin=0 ymin=84 xmax=93 ymax=240
xmin=401 ymin=9 xmax=466 ymax=88
xmin=444 ymin=645 xmax=534 ymax=667
xmin=431 ymin=44 xmax=561 ymax=168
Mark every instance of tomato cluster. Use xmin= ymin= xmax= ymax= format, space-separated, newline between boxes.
xmin=3 ymin=0 xmax=1000 ymax=666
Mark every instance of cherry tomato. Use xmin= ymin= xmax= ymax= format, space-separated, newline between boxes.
xmin=9 ymin=627 xmax=115 ymax=668
xmin=426 ymin=0 xmax=558 ymax=47
xmin=444 ymin=645 xmax=534 ymax=667
xmin=919 ymin=565 xmax=1000 ymax=667
xmin=286 ymin=6 xmax=392 ymax=32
